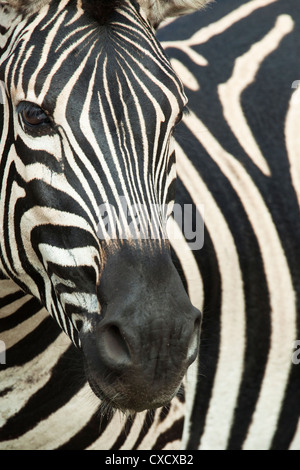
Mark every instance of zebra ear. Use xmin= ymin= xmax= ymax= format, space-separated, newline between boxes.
xmin=137 ymin=0 xmax=213 ymax=28
xmin=3 ymin=0 xmax=50 ymax=15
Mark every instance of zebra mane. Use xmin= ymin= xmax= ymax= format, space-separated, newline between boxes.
xmin=4 ymin=0 xmax=124 ymax=23
xmin=82 ymin=0 xmax=124 ymax=25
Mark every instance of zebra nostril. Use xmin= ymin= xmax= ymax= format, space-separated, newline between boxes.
xmin=100 ymin=325 xmax=132 ymax=368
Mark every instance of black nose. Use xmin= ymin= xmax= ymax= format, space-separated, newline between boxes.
xmin=96 ymin=308 xmax=201 ymax=374
xmin=81 ymin=301 xmax=201 ymax=411
xmin=98 ymin=323 xmax=132 ymax=370
xmin=80 ymin=243 xmax=202 ymax=411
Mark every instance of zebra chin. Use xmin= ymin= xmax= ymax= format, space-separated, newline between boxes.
xmin=80 ymin=330 xmax=196 ymax=413
xmin=82 ymin=357 xmax=184 ymax=413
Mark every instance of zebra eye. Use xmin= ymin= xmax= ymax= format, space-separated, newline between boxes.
xmin=18 ymin=101 xmax=51 ymax=129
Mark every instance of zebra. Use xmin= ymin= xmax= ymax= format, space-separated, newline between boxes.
xmin=158 ymin=0 xmax=300 ymax=450
xmin=1 ymin=0 xmax=300 ymax=451
xmin=0 ymin=0 xmax=212 ymax=450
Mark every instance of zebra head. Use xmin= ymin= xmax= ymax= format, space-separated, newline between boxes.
xmin=0 ymin=0 xmax=210 ymax=413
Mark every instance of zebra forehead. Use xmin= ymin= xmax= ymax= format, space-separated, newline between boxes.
xmin=5 ymin=2 xmax=186 ymax=113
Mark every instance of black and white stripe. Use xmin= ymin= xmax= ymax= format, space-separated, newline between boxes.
xmin=158 ymin=0 xmax=300 ymax=450
xmin=0 ymin=279 xmax=185 ymax=449
xmin=1 ymin=0 xmax=299 ymax=450
xmin=0 ymin=0 xmax=186 ymax=345
xmin=0 ymin=0 xmax=189 ymax=449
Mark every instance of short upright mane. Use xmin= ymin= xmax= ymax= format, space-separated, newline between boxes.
xmin=5 ymin=0 xmax=125 ymax=23
xmin=82 ymin=0 xmax=124 ymax=25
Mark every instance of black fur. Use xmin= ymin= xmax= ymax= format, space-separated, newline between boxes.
xmin=82 ymin=0 xmax=124 ymax=25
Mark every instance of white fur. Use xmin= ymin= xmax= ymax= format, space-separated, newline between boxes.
xmin=137 ymin=0 xmax=213 ymax=27
xmin=2 ymin=0 xmax=50 ymax=15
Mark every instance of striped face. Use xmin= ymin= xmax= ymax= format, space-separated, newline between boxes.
xmin=0 ymin=0 xmax=188 ymax=340
xmin=0 ymin=1 xmax=202 ymax=414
